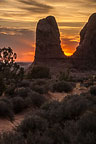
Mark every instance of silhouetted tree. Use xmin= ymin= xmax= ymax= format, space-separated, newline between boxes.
xmin=0 ymin=47 xmax=24 ymax=88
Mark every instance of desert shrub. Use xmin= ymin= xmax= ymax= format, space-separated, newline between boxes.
xmin=45 ymin=123 xmax=66 ymax=144
xmin=70 ymin=76 xmax=84 ymax=83
xmin=0 ymin=132 xmax=25 ymax=144
xmin=30 ymin=80 xmax=49 ymax=94
xmin=31 ymin=85 xmax=47 ymax=94
xmin=41 ymin=101 xmax=60 ymax=111
xmin=59 ymin=69 xmax=70 ymax=81
xmin=11 ymin=97 xmax=25 ymax=114
xmin=77 ymin=112 xmax=96 ymax=134
xmin=90 ymin=86 xmax=96 ymax=95
xmin=76 ymin=132 xmax=96 ymax=144
xmin=0 ymin=98 xmax=14 ymax=121
xmin=0 ymin=74 xmax=5 ymax=96
xmin=18 ymin=79 xmax=30 ymax=87
xmin=27 ymin=132 xmax=53 ymax=144
xmin=5 ymin=85 xmax=15 ymax=97
xmin=41 ymin=101 xmax=64 ymax=124
xmin=52 ymin=81 xmax=73 ymax=93
xmin=32 ymin=79 xmax=47 ymax=85
xmin=27 ymin=91 xmax=47 ymax=107
xmin=24 ymin=96 xmax=32 ymax=108
xmin=62 ymin=113 xmax=96 ymax=144
xmin=73 ymin=112 xmax=96 ymax=143
xmin=82 ymin=81 xmax=93 ymax=88
xmin=79 ymin=92 xmax=96 ymax=105
xmin=0 ymin=88 xmax=96 ymax=144
xmin=16 ymin=115 xmax=48 ymax=137
xmin=27 ymin=66 xmax=51 ymax=79
xmin=61 ymin=94 xmax=92 ymax=120
xmin=14 ymin=87 xmax=31 ymax=98
xmin=41 ymin=94 xmax=92 ymax=123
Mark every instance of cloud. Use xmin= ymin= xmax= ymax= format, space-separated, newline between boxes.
xmin=90 ymin=0 xmax=96 ymax=2
xmin=0 ymin=27 xmax=34 ymax=36
xmin=46 ymin=0 xmax=96 ymax=4
xmin=58 ymin=22 xmax=85 ymax=27
xmin=18 ymin=0 xmax=52 ymax=9
xmin=0 ymin=19 xmax=36 ymax=30
xmin=0 ymin=27 xmax=35 ymax=61
xmin=18 ymin=0 xmax=53 ymax=13
xmin=46 ymin=0 xmax=84 ymax=4
xmin=22 ymin=7 xmax=52 ymax=13
xmin=0 ymin=0 xmax=6 ymax=4
xmin=80 ymin=0 xmax=96 ymax=8
xmin=60 ymin=28 xmax=81 ymax=36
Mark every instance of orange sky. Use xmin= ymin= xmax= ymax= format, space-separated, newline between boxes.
xmin=0 ymin=0 xmax=96 ymax=62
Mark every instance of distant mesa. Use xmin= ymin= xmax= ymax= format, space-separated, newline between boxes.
xmin=34 ymin=16 xmax=65 ymax=64
xmin=73 ymin=13 xmax=96 ymax=66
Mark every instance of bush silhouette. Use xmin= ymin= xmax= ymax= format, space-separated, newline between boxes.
xmin=14 ymin=87 xmax=30 ymax=98
xmin=90 ymin=86 xmax=96 ymax=95
xmin=16 ymin=115 xmax=48 ymax=137
xmin=30 ymin=80 xmax=49 ymax=94
xmin=0 ymin=98 xmax=14 ymax=121
xmin=52 ymin=81 xmax=73 ymax=92
xmin=27 ymin=91 xmax=47 ymax=107
xmin=27 ymin=66 xmax=51 ymax=79
xmin=0 ymin=84 xmax=96 ymax=144
xmin=0 ymin=132 xmax=25 ymax=144
xmin=0 ymin=47 xmax=24 ymax=85
xmin=0 ymin=75 xmax=5 ymax=96
xmin=11 ymin=97 xmax=25 ymax=114
xmin=5 ymin=85 xmax=15 ymax=98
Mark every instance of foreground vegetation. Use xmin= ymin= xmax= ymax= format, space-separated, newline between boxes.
xmin=0 ymin=47 xmax=96 ymax=144
xmin=0 ymin=91 xmax=96 ymax=144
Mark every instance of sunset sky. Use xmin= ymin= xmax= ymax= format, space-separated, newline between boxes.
xmin=0 ymin=0 xmax=96 ymax=62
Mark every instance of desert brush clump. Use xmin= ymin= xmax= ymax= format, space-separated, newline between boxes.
xmin=30 ymin=79 xmax=49 ymax=94
xmin=90 ymin=86 xmax=96 ymax=95
xmin=27 ymin=66 xmax=51 ymax=79
xmin=0 ymin=132 xmax=25 ymax=144
xmin=0 ymin=75 xmax=5 ymax=96
xmin=0 ymin=98 xmax=14 ymax=121
xmin=60 ymin=94 xmax=93 ymax=120
xmin=59 ymin=69 xmax=70 ymax=81
xmin=5 ymin=84 xmax=15 ymax=98
xmin=27 ymin=91 xmax=47 ymax=107
xmin=11 ymin=96 xmax=25 ymax=114
xmin=14 ymin=87 xmax=31 ymax=98
xmin=52 ymin=81 xmax=73 ymax=93
xmin=0 ymin=91 xmax=96 ymax=144
xmin=16 ymin=115 xmax=48 ymax=137
xmin=18 ymin=79 xmax=30 ymax=88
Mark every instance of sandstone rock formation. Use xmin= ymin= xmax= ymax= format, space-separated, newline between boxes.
xmin=72 ymin=13 xmax=96 ymax=67
xmin=34 ymin=16 xmax=65 ymax=63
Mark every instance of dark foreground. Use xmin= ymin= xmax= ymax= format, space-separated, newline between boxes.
xmin=0 ymin=63 xmax=96 ymax=144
